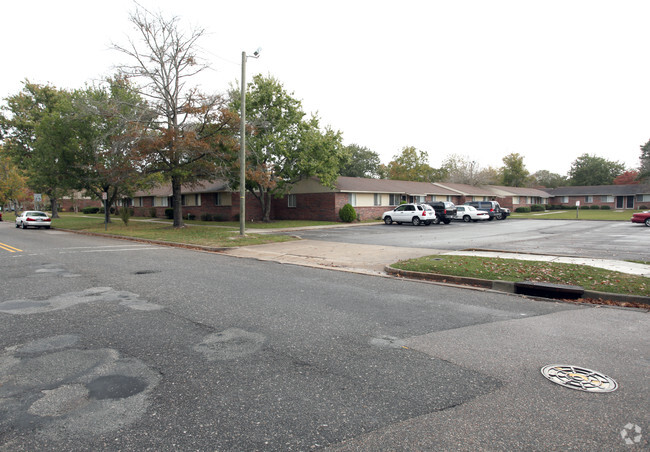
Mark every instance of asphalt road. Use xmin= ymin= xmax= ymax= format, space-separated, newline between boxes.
xmin=287 ymin=219 xmax=650 ymax=262
xmin=0 ymin=222 xmax=648 ymax=450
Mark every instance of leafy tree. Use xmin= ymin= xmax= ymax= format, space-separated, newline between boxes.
xmin=387 ymin=146 xmax=442 ymax=182
xmin=639 ymin=139 xmax=650 ymax=182
xmin=114 ymin=8 xmax=235 ymax=227
xmin=568 ymin=153 xmax=625 ymax=186
xmin=0 ymin=82 xmax=78 ymax=217
xmin=440 ymin=154 xmax=496 ymax=185
xmin=613 ymin=170 xmax=639 ymax=185
xmin=500 ymin=153 xmax=530 ymax=187
xmin=71 ymin=77 xmax=157 ymax=224
xmin=230 ymin=74 xmax=345 ymax=222
xmin=529 ymin=170 xmax=567 ymax=188
xmin=0 ymin=146 xmax=29 ymax=210
xmin=339 ymin=144 xmax=381 ymax=178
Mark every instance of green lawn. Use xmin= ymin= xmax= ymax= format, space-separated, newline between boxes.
xmin=37 ymin=213 xmax=300 ymax=248
xmin=510 ymin=208 xmax=645 ymax=221
xmin=391 ymin=255 xmax=650 ymax=296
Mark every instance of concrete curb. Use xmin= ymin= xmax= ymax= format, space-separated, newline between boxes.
xmin=384 ymin=266 xmax=650 ymax=306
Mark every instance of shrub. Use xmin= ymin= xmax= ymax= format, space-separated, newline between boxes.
xmin=185 ymin=213 xmax=195 ymax=221
xmin=149 ymin=207 xmax=157 ymax=218
xmin=589 ymin=205 xmax=600 ymax=210
xmin=639 ymin=205 xmax=649 ymax=210
xmin=200 ymin=213 xmax=213 ymax=221
xmin=212 ymin=214 xmax=224 ymax=222
xmin=119 ymin=206 xmax=132 ymax=225
xmin=82 ymin=207 xmax=100 ymax=214
xmin=601 ymin=205 xmax=611 ymax=210
xmin=530 ymin=204 xmax=545 ymax=212
xmin=339 ymin=203 xmax=357 ymax=222
xmin=515 ymin=207 xmax=531 ymax=213
xmin=164 ymin=208 xmax=174 ymax=219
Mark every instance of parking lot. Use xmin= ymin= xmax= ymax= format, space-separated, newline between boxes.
xmin=284 ymin=219 xmax=650 ymax=263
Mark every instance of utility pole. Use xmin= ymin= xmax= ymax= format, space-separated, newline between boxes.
xmin=239 ymin=48 xmax=261 ymax=236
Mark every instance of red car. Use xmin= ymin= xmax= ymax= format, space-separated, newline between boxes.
xmin=630 ymin=210 xmax=650 ymax=227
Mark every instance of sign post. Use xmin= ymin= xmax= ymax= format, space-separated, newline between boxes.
xmin=102 ymin=192 xmax=108 ymax=231
xmin=575 ymin=200 xmax=580 ymax=219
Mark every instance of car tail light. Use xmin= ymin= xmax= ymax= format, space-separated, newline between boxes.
xmin=422 ymin=211 xmax=427 ymax=216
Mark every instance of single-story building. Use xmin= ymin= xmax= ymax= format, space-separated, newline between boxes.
xmin=546 ymin=184 xmax=650 ymax=209
xmin=127 ymin=177 xmax=650 ymax=223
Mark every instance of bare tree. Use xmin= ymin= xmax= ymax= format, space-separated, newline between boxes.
xmin=113 ymin=7 xmax=232 ymax=227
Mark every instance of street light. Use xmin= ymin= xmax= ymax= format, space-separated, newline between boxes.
xmin=239 ymin=48 xmax=261 ymax=236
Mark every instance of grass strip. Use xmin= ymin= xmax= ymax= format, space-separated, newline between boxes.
xmin=391 ymin=255 xmax=650 ymax=296
xmin=48 ymin=214 xmax=295 ymax=248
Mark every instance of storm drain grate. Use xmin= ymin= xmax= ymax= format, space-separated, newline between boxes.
xmin=541 ymin=365 xmax=618 ymax=392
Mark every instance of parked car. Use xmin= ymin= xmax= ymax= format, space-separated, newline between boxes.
xmin=424 ymin=201 xmax=457 ymax=224
xmin=454 ymin=205 xmax=489 ymax=222
xmin=630 ymin=210 xmax=650 ymax=227
xmin=0 ymin=211 xmax=2 ymax=221
xmin=464 ymin=201 xmax=510 ymax=220
xmin=382 ymin=203 xmax=435 ymax=226
xmin=15 ymin=211 xmax=52 ymax=229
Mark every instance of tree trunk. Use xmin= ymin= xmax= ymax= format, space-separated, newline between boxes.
xmin=171 ymin=174 xmax=184 ymax=228
xmin=50 ymin=197 xmax=59 ymax=218
xmin=262 ymin=192 xmax=272 ymax=222
xmin=104 ymin=201 xmax=112 ymax=224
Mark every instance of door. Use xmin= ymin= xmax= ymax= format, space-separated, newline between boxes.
xmin=627 ymin=196 xmax=634 ymax=209
xmin=616 ymin=196 xmax=624 ymax=209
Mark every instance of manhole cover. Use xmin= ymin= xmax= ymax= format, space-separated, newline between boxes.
xmin=541 ymin=365 xmax=618 ymax=392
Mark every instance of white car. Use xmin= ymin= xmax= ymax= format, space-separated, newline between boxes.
xmin=15 ymin=211 xmax=52 ymax=229
xmin=454 ymin=205 xmax=489 ymax=222
xmin=382 ymin=203 xmax=435 ymax=226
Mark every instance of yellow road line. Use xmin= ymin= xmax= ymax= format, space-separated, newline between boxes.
xmin=0 ymin=242 xmax=22 ymax=252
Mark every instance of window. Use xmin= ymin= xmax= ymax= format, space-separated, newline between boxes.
xmin=637 ymin=194 xmax=650 ymax=202
xmin=389 ymin=194 xmax=401 ymax=205
xmin=350 ymin=193 xmax=357 ymax=206
xmin=513 ymin=197 xmax=520 ymax=204
xmin=133 ymin=197 xmax=143 ymax=207
xmin=601 ymin=195 xmax=614 ymax=203
xmin=585 ymin=196 xmax=593 ymax=203
xmin=288 ymin=194 xmax=297 ymax=208
xmin=374 ymin=194 xmax=381 ymax=206
xmin=182 ymin=194 xmax=201 ymax=206
xmin=561 ymin=196 xmax=569 ymax=203
xmin=154 ymin=197 xmax=169 ymax=207
xmin=215 ymin=192 xmax=222 ymax=206
xmin=413 ymin=195 xmax=425 ymax=203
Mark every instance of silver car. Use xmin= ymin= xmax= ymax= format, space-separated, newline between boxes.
xmin=15 ymin=211 xmax=52 ymax=229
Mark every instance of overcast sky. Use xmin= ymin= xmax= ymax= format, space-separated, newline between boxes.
xmin=3 ymin=0 xmax=650 ymax=176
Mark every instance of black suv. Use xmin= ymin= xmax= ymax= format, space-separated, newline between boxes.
xmin=464 ymin=201 xmax=510 ymax=220
xmin=424 ymin=201 xmax=457 ymax=224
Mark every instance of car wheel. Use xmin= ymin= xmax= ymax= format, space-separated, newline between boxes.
xmin=645 ymin=218 xmax=650 ymax=227
xmin=396 ymin=222 xmax=402 ymax=225
xmin=443 ymin=219 xmax=451 ymax=224
xmin=412 ymin=217 xmax=421 ymax=226
xmin=15 ymin=222 xmax=19 ymax=228
xmin=384 ymin=216 xmax=393 ymax=225
xmin=488 ymin=216 xmax=494 ymax=221
xmin=45 ymin=226 xmax=51 ymax=229
xmin=463 ymin=215 xmax=471 ymax=223
xmin=424 ymin=220 xmax=431 ymax=225
xmin=21 ymin=222 xmax=27 ymax=229
xmin=433 ymin=217 xmax=441 ymax=225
